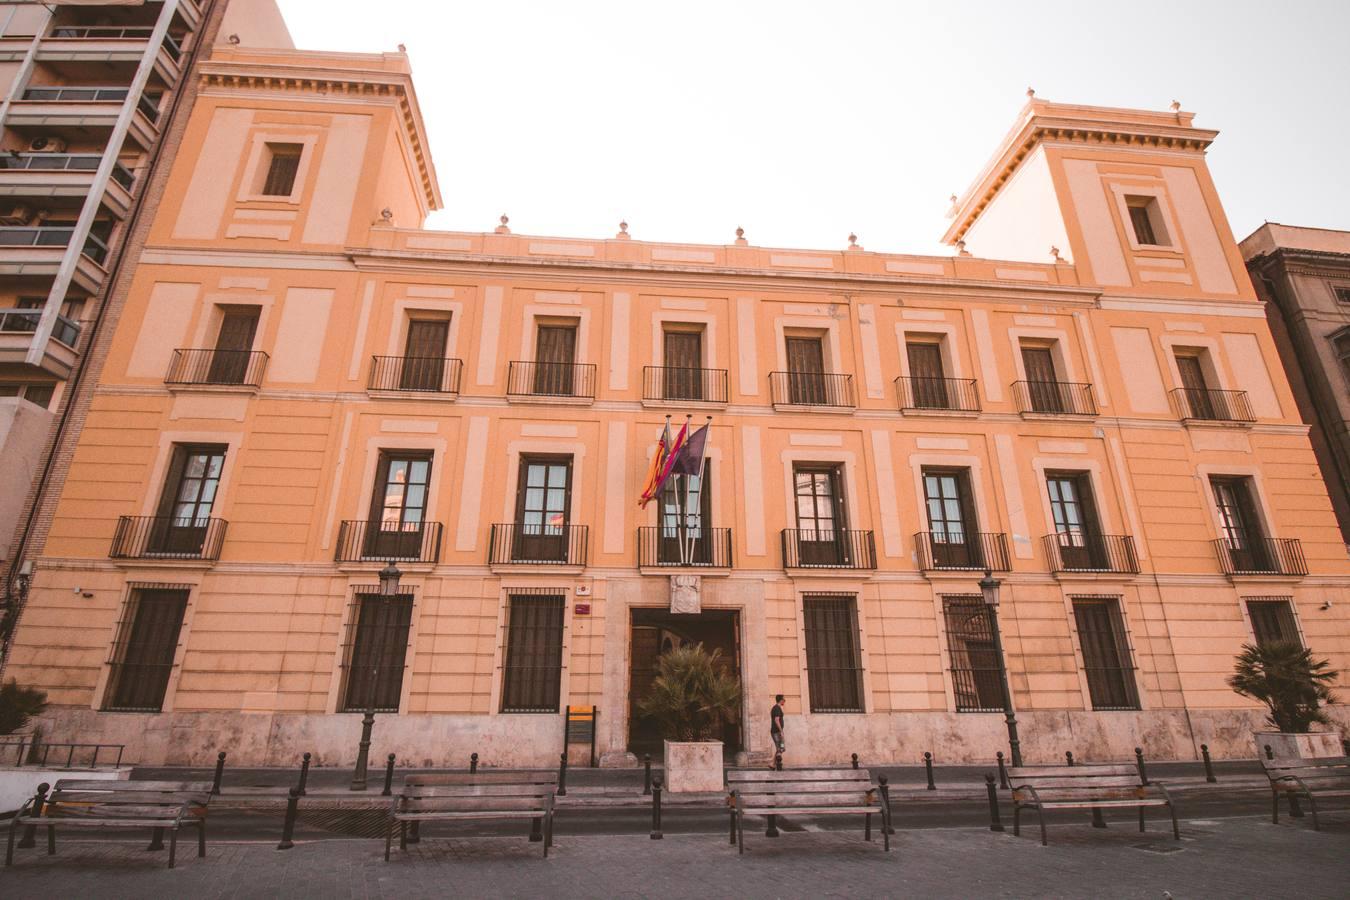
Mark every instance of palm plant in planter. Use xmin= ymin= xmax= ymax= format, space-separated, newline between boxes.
xmin=638 ymin=644 xmax=741 ymax=791
xmin=1227 ymin=641 xmax=1341 ymax=758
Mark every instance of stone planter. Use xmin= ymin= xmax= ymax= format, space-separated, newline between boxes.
xmin=1254 ymin=730 xmax=1344 ymax=760
xmin=663 ymin=740 xmax=723 ymax=792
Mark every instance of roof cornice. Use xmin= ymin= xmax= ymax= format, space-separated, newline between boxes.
xmin=942 ymin=99 xmax=1217 ymax=246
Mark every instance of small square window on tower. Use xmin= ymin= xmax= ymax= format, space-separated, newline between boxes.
xmin=260 ymin=142 xmax=303 ymax=197
xmin=1125 ymin=195 xmax=1170 ymax=247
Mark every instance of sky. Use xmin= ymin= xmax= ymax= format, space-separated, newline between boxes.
xmin=277 ymin=0 xmax=1350 ymax=256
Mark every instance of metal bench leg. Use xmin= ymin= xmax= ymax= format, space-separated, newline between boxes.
xmin=529 ymin=816 xmax=542 ymax=843
xmin=399 ymin=820 xmax=407 ymax=851
xmin=385 ymin=819 xmax=394 ymax=862
xmin=5 ymin=818 xmax=18 ymax=866
xmin=168 ymin=830 xmax=178 ymax=869
xmin=1012 ymin=804 xmax=1020 ymax=837
xmin=199 ymin=820 xmax=206 ymax=858
xmin=1305 ymin=793 xmax=1320 ymax=832
xmin=1168 ymin=803 xmax=1180 ymax=841
xmin=46 ymin=826 xmax=55 ymax=855
xmin=543 ymin=812 xmax=552 ymax=858
xmin=865 ymin=812 xmax=872 ymax=842
xmin=1037 ymin=806 xmax=1048 ymax=847
xmin=1138 ymin=807 xmax=1145 ymax=832
xmin=1271 ymin=790 xmax=1280 ymax=824
xmin=882 ymin=806 xmax=891 ymax=853
xmin=147 ymin=827 xmax=164 ymax=851
xmin=728 ymin=809 xmax=736 ymax=845
xmin=737 ymin=810 xmax=745 ymax=855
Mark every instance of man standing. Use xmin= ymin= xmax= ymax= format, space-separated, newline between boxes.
xmin=770 ymin=694 xmax=786 ymax=761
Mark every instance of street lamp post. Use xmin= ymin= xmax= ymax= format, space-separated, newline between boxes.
xmin=980 ymin=570 xmax=1023 ymax=768
xmin=351 ymin=561 xmax=402 ymax=791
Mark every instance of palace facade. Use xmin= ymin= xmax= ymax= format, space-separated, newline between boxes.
xmin=3 ymin=39 xmax=1347 ymax=767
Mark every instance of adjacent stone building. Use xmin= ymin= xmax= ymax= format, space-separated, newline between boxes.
xmin=2 ymin=28 xmax=1346 ymax=767
xmin=1242 ymin=223 xmax=1350 ymax=546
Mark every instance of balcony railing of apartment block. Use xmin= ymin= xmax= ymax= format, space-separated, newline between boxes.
xmin=769 ymin=371 xmax=856 ymax=409
xmin=369 ymin=355 xmax=463 ymax=394
xmin=110 ymin=515 xmax=227 ymax=561
xmin=1042 ymin=533 xmax=1140 ymax=575
xmin=335 ymin=520 xmax=443 ymax=564
xmin=1213 ymin=537 xmax=1307 ymax=577
xmin=20 ymin=86 xmax=161 ymax=123
xmin=637 ymin=526 xmax=733 ymax=568
xmin=781 ymin=528 xmax=876 ymax=569
xmin=1171 ymin=387 xmax=1255 ymax=424
xmin=896 ymin=376 xmax=980 ymax=413
xmin=47 ymin=26 xmax=183 ymax=60
xmin=505 ymin=361 xmax=597 ymax=400
xmin=0 ymin=152 xmax=136 ymax=189
xmin=489 ymin=523 xmax=589 ymax=566
xmin=641 ymin=366 xmax=729 ymax=403
xmin=914 ymin=531 xmax=1012 ymax=572
xmin=1012 ymin=380 xmax=1097 ymax=416
xmin=0 ymin=226 xmax=109 ymax=264
xmin=0 ymin=308 xmax=81 ymax=347
xmin=165 ymin=348 xmax=268 ymax=387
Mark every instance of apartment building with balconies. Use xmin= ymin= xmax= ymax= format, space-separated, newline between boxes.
xmin=2 ymin=35 xmax=1346 ymax=768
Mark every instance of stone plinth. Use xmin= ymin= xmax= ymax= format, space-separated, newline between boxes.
xmin=663 ymin=740 xmax=722 ymax=792
xmin=1255 ymin=730 xmax=1344 ymax=759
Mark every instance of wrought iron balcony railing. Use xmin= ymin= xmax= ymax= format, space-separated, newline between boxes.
xmin=1171 ymin=387 xmax=1255 ymax=424
xmin=769 ymin=371 xmax=856 ymax=409
xmin=1042 ymin=533 xmax=1140 ymax=574
xmin=335 ymin=520 xmax=443 ymax=563
xmin=641 ymin=366 xmax=729 ymax=403
xmin=781 ymin=528 xmax=876 ymax=569
xmin=0 ymin=226 xmax=108 ymax=264
xmin=489 ymin=523 xmax=589 ymax=566
xmin=914 ymin=531 xmax=1011 ymax=572
xmin=1213 ymin=537 xmax=1307 ymax=577
xmin=165 ymin=348 xmax=268 ymax=387
xmin=110 ymin=515 xmax=227 ymax=561
xmin=0 ymin=152 xmax=136 ymax=189
xmin=506 ymin=361 xmax=597 ymax=400
xmin=637 ymin=526 xmax=733 ymax=568
xmin=0 ymin=309 xmax=81 ymax=347
xmin=896 ymin=376 xmax=980 ymax=412
xmin=369 ymin=355 xmax=463 ymax=394
xmin=1012 ymin=380 xmax=1097 ymax=416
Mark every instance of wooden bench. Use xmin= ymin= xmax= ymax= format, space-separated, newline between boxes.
xmin=1262 ymin=756 xmax=1350 ymax=831
xmin=726 ymin=767 xmax=891 ymax=854
xmin=5 ymin=779 xmax=212 ymax=869
xmin=386 ymin=772 xmax=558 ymax=860
xmin=1008 ymin=764 xmax=1179 ymax=846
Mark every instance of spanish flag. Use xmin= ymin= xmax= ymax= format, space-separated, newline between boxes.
xmin=638 ymin=419 xmax=672 ymax=508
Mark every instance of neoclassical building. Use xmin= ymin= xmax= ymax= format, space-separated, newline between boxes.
xmin=3 ymin=40 xmax=1346 ymax=767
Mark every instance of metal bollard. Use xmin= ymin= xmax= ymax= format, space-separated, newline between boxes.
xmin=650 ymin=776 xmax=663 ymax=839
xmin=985 ymin=774 xmax=1004 ymax=832
xmin=997 ymin=751 xmax=1009 ymax=790
xmin=1134 ymin=747 xmax=1150 ymax=785
xmin=350 ymin=710 xmax=375 ymax=791
xmin=924 ymin=751 xmax=936 ymax=790
xmin=1264 ymin=743 xmax=1274 ymax=760
xmin=557 ymin=752 xmax=568 ymax=797
xmin=296 ymin=752 xmax=311 ymax=796
xmin=878 ymin=774 xmax=895 ymax=835
xmin=16 ymin=782 xmax=48 ymax=849
xmin=277 ymin=788 xmax=300 ymax=850
xmin=1201 ymin=744 xmax=1217 ymax=783
xmin=643 ymin=754 xmax=652 ymax=796
xmin=851 ymin=752 xmax=859 ymax=770
xmin=382 ymin=754 xmax=396 ymax=797
xmin=470 ymin=752 xmax=479 ymax=774
xmin=212 ymin=751 xmax=227 ymax=795
xmin=1065 ymin=750 xmax=1074 ymax=767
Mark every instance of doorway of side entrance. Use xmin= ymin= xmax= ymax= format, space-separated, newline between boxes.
xmin=628 ymin=607 xmax=742 ymax=758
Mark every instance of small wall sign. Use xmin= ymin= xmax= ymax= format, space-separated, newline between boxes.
xmin=574 ymin=603 xmax=591 ymax=615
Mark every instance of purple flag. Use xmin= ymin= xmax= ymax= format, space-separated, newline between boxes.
xmin=670 ymin=423 xmax=708 ymax=476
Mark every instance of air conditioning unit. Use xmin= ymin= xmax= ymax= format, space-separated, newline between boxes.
xmin=0 ymin=204 xmax=34 ymax=226
xmin=27 ymin=136 xmax=67 ymax=153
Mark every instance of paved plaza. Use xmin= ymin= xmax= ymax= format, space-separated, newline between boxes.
xmin=2 ymin=813 xmax=1346 ymax=899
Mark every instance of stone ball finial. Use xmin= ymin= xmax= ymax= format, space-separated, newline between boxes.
xmin=380 ymin=207 xmax=393 ymax=222
xmin=956 ymin=239 xmax=971 ymax=258
xmin=1050 ymin=245 xmax=1061 ymax=261
xmin=1170 ymin=99 xmax=1181 ymax=112
xmin=620 ymin=220 xmax=628 ymax=233
xmin=848 ymin=233 xmax=857 ymax=246
xmin=735 ymin=226 xmax=744 ymax=239
xmin=615 ymin=219 xmax=630 ymax=240
xmin=494 ymin=214 xmax=511 ymax=235
xmin=949 ymin=193 xmax=958 ymax=205
xmin=1026 ymin=86 xmax=1035 ymax=98
xmin=398 ymin=43 xmax=407 ymax=53
xmin=733 ymin=226 xmax=748 ymax=247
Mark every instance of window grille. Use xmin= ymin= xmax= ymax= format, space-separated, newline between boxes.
xmin=104 ymin=584 xmax=191 ymax=712
xmin=942 ymin=595 xmax=1006 ymax=713
xmin=339 ymin=591 xmax=414 ymax=712
xmin=801 ymin=593 xmax=864 ymax=713
xmin=500 ymin=591 xmax=566 ymax=713
xmin=1072 ymin=596 xmax=1140 ymax=711
xmin=262 ymin=143 xmax=302 ymax=196
xmin=1245 ymin=597 xmax=1301 ymax=648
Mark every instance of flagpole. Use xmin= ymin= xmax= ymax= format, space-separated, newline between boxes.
xmin=683 ymin=416 xmax=711 ymax=566
xmin=677 ymin=416 xmax=692 ymax=564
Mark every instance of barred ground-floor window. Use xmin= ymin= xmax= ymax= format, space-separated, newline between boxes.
xmin=103 ymin=585 xmax=190 ymax=712
xmin=802 ymin=593 xmax=864 ymax=713
xmin=340 ymin=592 xmax=414 ymax=712
xmin=500 ymin=591 xmax=566 ymax=713
xmin=1245 ymin=597 xmax=1301 ymax=648
xmin=1072 ymin=595 xmax=1140 ymax=711
xmin=941 ymin=594 xmax=1006 ymax=712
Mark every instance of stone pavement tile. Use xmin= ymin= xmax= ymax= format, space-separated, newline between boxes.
xmin=1 ymin=816 xmax=1346 ymax=899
